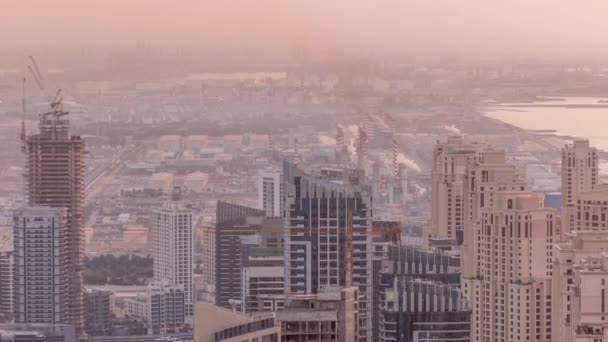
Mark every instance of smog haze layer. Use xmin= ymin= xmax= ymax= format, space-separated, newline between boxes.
xmin=2 ymin=0 xmax=608 ymax=69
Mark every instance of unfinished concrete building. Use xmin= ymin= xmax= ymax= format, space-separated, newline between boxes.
xmin=276 ymin=287 xmax=359 ymax=342
xmin=23 ymin=107 xmax=85 ymax=330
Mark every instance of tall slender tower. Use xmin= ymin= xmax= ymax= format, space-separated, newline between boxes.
xmin=427 ymin=135 xmax=486 ymax=244
xmin=257 ymin=169 xmax=283 ymax=218
xmin=23 ymin=104 xmax=85 ymax=329
xmin=561 ymin=139 xmax=598 ymax=235
xmin=152 ymin=189 xmax=194 ymax=317
xmin=283 ymin=161 xmax=373 ymax=341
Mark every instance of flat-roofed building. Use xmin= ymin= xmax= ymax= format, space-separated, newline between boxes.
xmin=193 ymin=303 xmax=280 ymax=342
xmin=379 ymin=278 xmax=470 ymax=342
xmin=84 ymin=289 xmax=112 ymax=336
xmin=276 ymin=287 xmax=359 ymax=342
xmin=284 ymin=162 xmax=372 ymax=341
xmin=152 ymin=193 xmax=193 ymax=317
xmin=13 ymin=207 xmax=68 ymax=325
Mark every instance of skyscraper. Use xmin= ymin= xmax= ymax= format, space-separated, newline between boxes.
xmin=283 ymin=162 xmax=373 ymax=341
xmin=459 ymin=148 xmax=557 ymax=341
xmin=214 ymin=201 xmax=282 ymax=310
xmin=215 ymin=201 xmax=264 ymax=309
xmin=152 ymin=192 xmax=194 ymax=317
xmin=427 ymin=135 xmax=486 ymax=244
xmin=460 ymin=149 xmax=527 ymax=278
xmin=462 ymin=191 xmax=556 ymax=342
xmin=257 ymin=169 xmax=283 ymax=218
xmin=561 ymin=139 xmax=598 ymax=235
xmin=13 ymin=206 xmax=68 ymax=324
xmin=23 ymin=108 xmax=85 ymax=329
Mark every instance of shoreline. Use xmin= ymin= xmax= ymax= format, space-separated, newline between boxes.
xmin=478 ymin=107 xmax=608 ymax=155
xmin=488 ymin=104 xmax=608 ymax=109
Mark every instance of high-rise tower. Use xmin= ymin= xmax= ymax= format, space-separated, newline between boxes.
xmin=283 ymin=161 xmax=373 ymax=341
xmin=214 ymin=201 xmax=283 ymax=310
xmin=459 ymin=149 xmax=556 ymax=342
xmin=464 ymin=191 xmax=556 ymax=342
xmin=215 ymin=201 xmax=265 ymax=309
xmin=152 ymin=190 xmax=194 ymax=317
xmin=23 ymin=103 xmax=85 ymax=329
xmin=427 ymin=135 xmax=486 ymax=245
xmin=561 ymin=139 xmax=598 ymax=235
xmin=257 ymin=169 xmax=283 ymax=218
xmin=13 ymin=206 xmax=68 ymax=324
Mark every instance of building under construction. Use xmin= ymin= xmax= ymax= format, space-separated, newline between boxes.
xmin=283 ymin=161 xmax=373 ymax=341
xmin=22 ymin=102 xmax=85 ymax=330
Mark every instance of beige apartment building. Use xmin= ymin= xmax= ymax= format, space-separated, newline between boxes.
xmin=462 ymin=191 xmax=556 ymax=342
xmin=458 ymin=148 xmax=556 ymax=341
xmin=562 ymin=139 xmax=598 ymax=236
xmin=461 ymin=148 xmax=527 ymax=278
xmin=570 ymin=253 xmax=608 ymax=342
xmin=553 ymin=231 xmax=608 ymax=342
xmin=427 ymin=135 xmax=486 ymax=244
xmin=570 ymin=184 xmax=608 ymax=232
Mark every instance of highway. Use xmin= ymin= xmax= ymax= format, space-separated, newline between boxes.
xmin=84 ymin=143 xmax=145 ymax=199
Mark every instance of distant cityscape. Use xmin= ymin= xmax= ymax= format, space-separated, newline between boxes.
xmin=1 ymin=57 xmax=608 ymax=342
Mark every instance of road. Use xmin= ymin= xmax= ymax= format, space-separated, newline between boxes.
xmin=84 ymin=143 xmax=145 ymax=200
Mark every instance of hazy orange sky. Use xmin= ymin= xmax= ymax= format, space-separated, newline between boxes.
xmin=2 ymin=1 xmax=608 ymax=65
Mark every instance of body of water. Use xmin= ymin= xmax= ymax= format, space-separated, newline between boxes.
xmin=484 ymin=97 xmax=608 ymax=150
